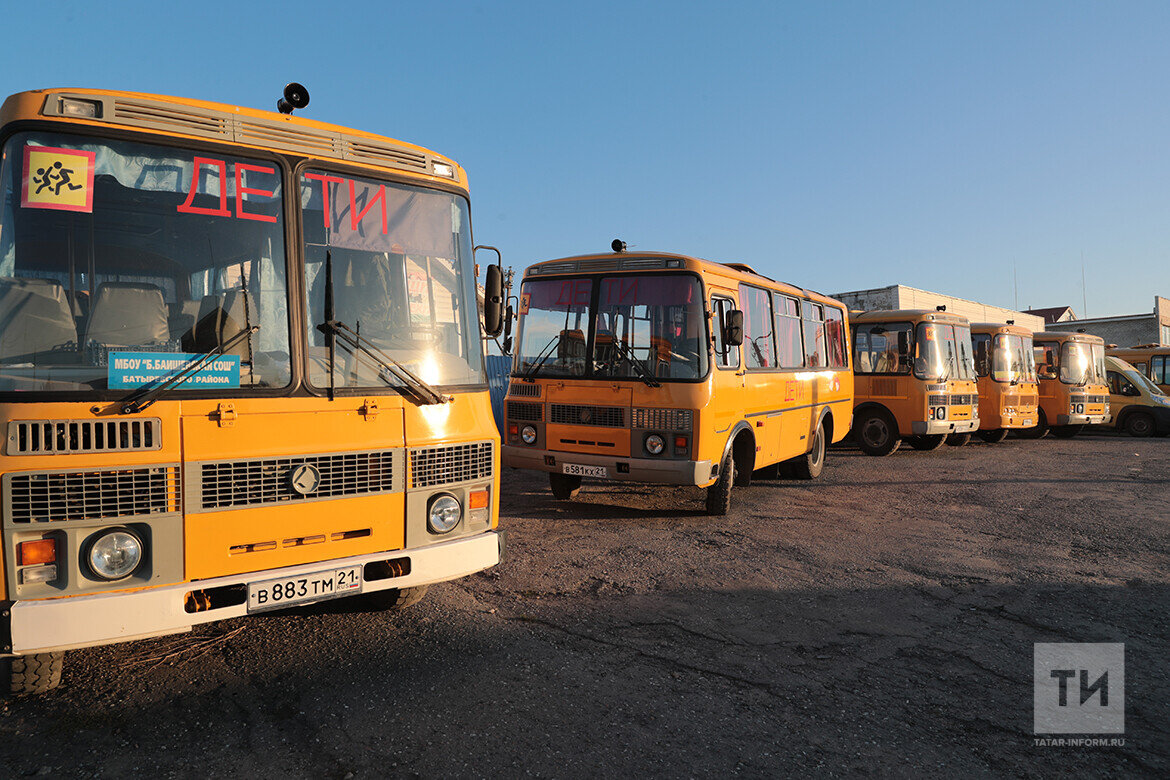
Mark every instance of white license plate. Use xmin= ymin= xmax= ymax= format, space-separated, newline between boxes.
xmin=562 ymin=463 xmax=608 ymax=478
xmin=247 ymin=565 xmax=362 ymax=612
xmin=1023 ymin=419 xmax=1033 ymax=426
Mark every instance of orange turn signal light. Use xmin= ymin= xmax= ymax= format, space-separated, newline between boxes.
xmin=675 ymin=436 xmax=688 ymax=448
xmin=18 ymin=538 xmax=57 ymax=566
xmin=508 ymin=424 xmax=519 ymax=436
xmin=470 ymin=489 xmax=490 ymax=509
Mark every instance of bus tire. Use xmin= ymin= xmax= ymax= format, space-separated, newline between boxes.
xmin=705 ymin=451 xmax=735 ymax=516
xmin=945 ymin=432 xmax=971 ymax=447
xmin=791 ymin=420 xmax=826 ymax=480
xmin=549 ymin=473 xmax=581 ymax=501
xmin=856 ymin=408 xmax=901 ymax=456
xmin=907 ymin=434 xmax=946 ymax=451
xmin=4 ymin=652 xmax=64 ymax=696
xmin=1124 ymin=412 xmax=1155 ymax=438
xmin=1017 ymin=410 xmax=1048 ymax=439
xmin=1052 ymin=424 xmax=1083 ymax=439
xmin=358 ymin=586 xmax=429 ymax=611
xmin=977 ymin=428 xmax=1009 ymax=443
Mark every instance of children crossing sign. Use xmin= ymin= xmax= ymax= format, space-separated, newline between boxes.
xmin=21 ymin=145 xmax=96 ymax=213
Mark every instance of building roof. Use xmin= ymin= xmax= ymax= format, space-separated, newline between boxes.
xmin=1023 ymin=306 xmax=1076 ymax=324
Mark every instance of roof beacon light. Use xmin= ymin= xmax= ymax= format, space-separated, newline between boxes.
xmin=277 ymin=82 xmax=310 ymax=115
xmin=612 ymin=239 xmax=627 ymax=253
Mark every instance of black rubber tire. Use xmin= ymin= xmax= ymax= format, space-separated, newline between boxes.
xmin=907 ymin=434 xmax=946 ymax=451
xmin=549 ymin=472 xmax=581 ymax=501
xmin=945 ymin=432 xmax=971 ymax=447
xmin=1052 ymin=424 xmax=1083 ymax=439
xmin=1124 ymin=412 xmax=1155 ymax=438
xmin=977 ymin=428 xmax=1009 ymax=443
xmin=4 ymin=652 xmax=64 ymax=696
xmin=356 ymin=586 xmax=429 ymax=611
xmin=791 ymin=420 xmax=826 ymax=480
xmin=856 ymin=409 xmax=901 ymax=456
xmin=705 ymin=450 xmax=735 ymax=516
xmin=1016 ymin=409 xmax=1049 ymax=439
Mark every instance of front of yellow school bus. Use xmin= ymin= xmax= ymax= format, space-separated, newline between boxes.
xmin=0 ymin=88 xmax=503 ymax=693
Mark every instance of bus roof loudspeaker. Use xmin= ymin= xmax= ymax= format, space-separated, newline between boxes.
xmin=936 ymin=305 xmax=946 ymax=311
xmin=1007 ymin=319 xmax=1015 ymax=325
xmin=277 ymin=82 xmax=310 ymax=115
xmin=611 ymin=239 xmax=627 ymax=253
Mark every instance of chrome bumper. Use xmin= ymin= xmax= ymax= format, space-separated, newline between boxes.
xmin=911 ymin=418 xmax=980 ymax=435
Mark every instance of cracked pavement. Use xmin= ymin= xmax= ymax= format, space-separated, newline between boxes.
xmin=1 ymin=434 xmax=1167 ymax=777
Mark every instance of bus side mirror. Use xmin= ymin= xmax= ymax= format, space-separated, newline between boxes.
xmin=483 ymin=264 xmax=504 ymax=337
xmin=725 ymin=310 xmax=744 ymax=346
xmin=502 ymin=303 xmax=515 ymax=354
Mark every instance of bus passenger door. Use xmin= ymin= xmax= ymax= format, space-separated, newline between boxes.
xmin=710 ymin=296 xmax=745 ymax=447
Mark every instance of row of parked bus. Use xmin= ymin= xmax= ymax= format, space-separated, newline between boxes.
xmin=0 ymin=86 xmax=1163 ymax=696
xmin=499 ymin=246 xmax=1170 ymax=514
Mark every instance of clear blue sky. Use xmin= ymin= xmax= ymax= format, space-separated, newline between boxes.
xmin=4 ymin=0 xmax=1168 ymax=317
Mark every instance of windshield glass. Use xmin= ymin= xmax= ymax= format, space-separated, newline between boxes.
xmin=1130 ymin=369 xmax=1167 ymax=397
xmin=914 ymin=323 xmax=969 ymax=381
xmin=0 ymin=131 xmax=290 ymax=393
xmin=992 ymin=334 xmax=1037 ymax=383
xmin=1060 ymin=341 xmax=1106 ymax=385
xmin=300 ymin=170 xmax=482 ymax=388
xmin=515 ymin=273 xmax=707 ymax=381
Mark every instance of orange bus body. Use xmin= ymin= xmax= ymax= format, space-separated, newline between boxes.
xmin=1106 ymin=345 xmax=1170 ymax=395
xmin=969 ymin=322 xmax=1039 ymax=442
xmin=1027 ymin=331 xmax=1109 ymax=438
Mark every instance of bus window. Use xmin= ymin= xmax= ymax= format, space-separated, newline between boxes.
xmin=513 ymin=278 xmax=592 ymax=378
xmin=854 ymin=322 xmax=912 ymax=374
xmin=773 ymin=294 xmax=803 ymax=368
xmin=712 ymin=296 xmax=739 ymax=369
xmin=953 ymin=324 xmax=975 ymax=380
xmin=594 ymin=275 xmax=707 ymax=380
xmin=824 ymin=307 xmax=848 ymax=368
xmin=973 ymin=333 xmax=992 ymax=377
xmin=740 ymin=285 xmax=776 ymax=369
xmin=1152 ymin=356 xmax=1168 ymax=385
xmin=801 ymin=301 xmax=826 ymax=368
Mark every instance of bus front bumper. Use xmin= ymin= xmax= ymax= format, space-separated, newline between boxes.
xmin=3 ymin=530 xmax=503 ymax=656
xmin=910 ymin=418 xmax=980 ymax=435
xmin=503 ymin=445 xmax=712 ymax=486
xmin=1057 ymin=414 xmax=1108 ymax=425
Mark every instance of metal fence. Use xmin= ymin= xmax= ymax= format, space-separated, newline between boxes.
xmin=485 ymin=354 xmax=512 ymax=435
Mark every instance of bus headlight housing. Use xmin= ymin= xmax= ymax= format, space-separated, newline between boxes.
xmin=521 ymin=425 xmax=537 ymax=445
xmin=645 ymin=434 xmax=665 ymax=455
xmin=427 ymin=494 xmax=462 ymax=534
xmin=86 ymin=529 xmax=143 ymax=581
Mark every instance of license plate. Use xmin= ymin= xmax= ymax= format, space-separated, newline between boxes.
xmin=247 ymin=565 xmax=362 ymax=612
xmin=562 ymin=463 xmax=608 ymax=478
xmin=1023 ymin=419 xmax=1033 ymax=426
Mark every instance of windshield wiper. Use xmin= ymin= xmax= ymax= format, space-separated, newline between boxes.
xmin=521 ymin=335 xmax=562 ymax=381
xmin=115 ymin=326 xmax=259 ymax=415
xmin=318 ymin=319 xmax=451 ymax=405
xmin=606 ymin=337 xmax=661 ymax=387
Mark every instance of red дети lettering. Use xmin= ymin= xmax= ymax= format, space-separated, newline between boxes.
xmin=304 ymin=172 xmax=344 ymax=227
xmin=235 ymin=163 xmax=278 ymax=223
xmin=177 ymin=157 xmax=231 ymax=217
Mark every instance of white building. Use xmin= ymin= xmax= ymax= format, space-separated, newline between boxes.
xmin=831 ymin=284 xmax=1045 ymax=331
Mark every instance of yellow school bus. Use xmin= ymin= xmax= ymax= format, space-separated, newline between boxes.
xmin=850 ymin=309 xmax=979 ymax=455
xmin=501 ymin=245 xmax=853 ymax=515
xmin=0 ymin=87 xmax=505 ymax=693
xmin=1106 ymin=345 xmax=1170 ymax=394
xmin=1021 ymin=331 xmax=1109 ymax=438
xmin=969 ymin=322 xmax=1039 ymax=443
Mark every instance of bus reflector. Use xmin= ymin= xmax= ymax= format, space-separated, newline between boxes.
xmin=675 ymin=436 xmax=688 ymax=448
xmin=470 ymin=489 xmax=490 ymax=509
xmin=17 ymin=538 xmax=56 ymax=565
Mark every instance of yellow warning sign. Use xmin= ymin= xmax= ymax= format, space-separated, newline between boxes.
xmin=22 ymin=145 xmax=95 ymax=213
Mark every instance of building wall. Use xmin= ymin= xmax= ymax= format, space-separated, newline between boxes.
xmin=1044 ymin=296 xmax=1170 ymax=346
xmin=832 ymin=285 xmax=1045 ymax=331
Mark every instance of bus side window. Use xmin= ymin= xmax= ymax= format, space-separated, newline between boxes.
xmin=739 ymin=285 xmax=776 ymax=370
xmin=824 ymin=306 xmax=848 ymax=368
xmin=801 ymin=301 xmax=825 ymax=367
xmin=712 ymin=297 xmax=739 ymax=369
xmin=774 ymin=294 xmax=803 ymax=368
xmin=1152 ymin=356 xmax=1166 ymax=385
xmin=973 ymin=334 xmax=991 ymax=377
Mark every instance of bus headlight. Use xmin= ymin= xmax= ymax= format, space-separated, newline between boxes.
xmin=86 ymin=529 xmax=143 ymax=581
xmin=645 ymin=434 xmax=665 ymax=455
xmin=521 ymin=425 xmax=537 ymax=445
xmin=427 ymin=494 xmax=462 ymax=534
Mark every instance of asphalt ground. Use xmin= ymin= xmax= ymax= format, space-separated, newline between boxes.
xmin=2 ymin=432 xmax=1167 ymax=778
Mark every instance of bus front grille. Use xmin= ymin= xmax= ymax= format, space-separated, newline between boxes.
xmin=950 ymin=394 xmax=976 ymax=405
xmin=7 ymin=418 xmax=162 ymax=455
xmin=508 ymin=383 xmax=541 ymax=398
xmin=195 ymin=451 xmax=400 ymax=512
xmin=549 ymin=404 xmax=625 ymax=427
xmin=5 ymin=465 xmax=180 ymax=523
xmin=409 ymin=442 xmax=494 ymax=489
xmin=1073 ymin=395 xmax=1107 ymax=404
xmin=506 ymin=402 xmax=543 ymax=422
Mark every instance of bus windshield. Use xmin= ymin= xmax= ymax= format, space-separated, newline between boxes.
xmin=992 ymin=334 xmax=1037 ymax=383
xmin=516 ymin=273 xmax=708 ymax=381
xmin=915 ymin=323 xmax=974 ymax=381
xmin=0 ymin=131 xmax=291 ymax=393
xmin=1060 ymin=341 xmax=1106 ymax=385
xmin=300 ymin=170 xmax=482 ymax=388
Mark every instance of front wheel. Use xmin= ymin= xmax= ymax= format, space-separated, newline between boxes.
xmin=4 ymin=652 xmax=64 ymax=696
xmin=1052 ymin=424 xmax=1084 ymax=439
xmin=977 ymin=428 xmax=1009 ymax=443
xmin=907 ymin=434 xmax=946 ymax=451
xmin=945 ymin=432 xmax=971 ymax=447
xmin=549 ymin=472 xmax=582 ymax=501
xmin=1016 ymin=410 xmax=1049 ymax=439
xmin=856 ymin=409 xmax=901 ymax=456
xmin=791 ymin=420 xmax=826 ymax=480
xmin=1124 ymin=412 xmax=1155 ymax=438
xmin=705 ymin=450 xmax=735 ymax=516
